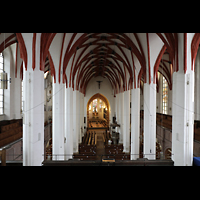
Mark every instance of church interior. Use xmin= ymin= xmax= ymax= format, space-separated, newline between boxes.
xmin=0 ymin=33 xmax=200 ymax=166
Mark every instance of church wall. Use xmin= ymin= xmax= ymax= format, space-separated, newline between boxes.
xmin=84 ymin=76 xmax=115 ymax=126
xmin=3 ymin=45 xmax=21 ymax=121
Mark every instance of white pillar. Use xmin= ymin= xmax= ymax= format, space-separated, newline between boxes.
xmin=79 ymin=92 xmax=84 ymax=141
xmin=171 ymin=33 xmax=195 ymax=166
xmin=23 ymin=67 xmax=44 ymax=166
xmin=123 ymin=90 xmax=130 ymax=153
xmin=131 ymin=88 xmax=140 ymax=160
xmin=73 ymin=90 xmax=79 ymax=153
xmin=76 ymin=91 xmax=81 ymax=144
xmin=172 ymin=70 xmax=194 ymax=166
xmin=118 ymin=92 xmax=124 ymax=143
xmin=65 ymin=87 xmax=73 ymax=159
xmin=52 ymin=80 xmax=65 ymax=160
xmin=143 ymin=83 xmax=156 ymax=160
xmin=115 ymin=94 xmax=119 ymax=133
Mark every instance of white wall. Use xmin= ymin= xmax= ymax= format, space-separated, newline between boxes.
xmin=3 ymin=45 xmax=21 ymax=120
xmin=84 ymin=76 xmax=115 ymax=126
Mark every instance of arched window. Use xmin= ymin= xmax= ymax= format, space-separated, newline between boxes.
xmin=0 ymin=53 xmax=4 ymax=115
xmin=162 ymin=76 xmax=168 ymax=114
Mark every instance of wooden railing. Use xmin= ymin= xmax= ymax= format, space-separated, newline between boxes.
xmin=0 ymin=120 xmax=22 ymax=148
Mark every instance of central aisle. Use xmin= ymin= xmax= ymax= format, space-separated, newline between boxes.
xmin=95 ymin=131 xmax=105 ymax=160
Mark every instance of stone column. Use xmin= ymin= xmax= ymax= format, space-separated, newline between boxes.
xmin=52 ymin=80 xmax=65 ymax=160
xmin=123 ymin=90 xmax=130 ymax=153
xmin=23 ymin=66 xmax=44 ymax=166
xmin=172 ymin=33 xmax=195 ymax=166
xmin=73 ymin=90 xmax=79 ymax=153
xmin=172 ymin=70 xmax=194 ymax=166
xmin=118 ymin=92 xmax=124 ymax=144
xmin=65 ymin=87 xmax=73 ymax=159
xmin=22 ymin=33 xmax=44 ymax=166
xmin=143 ymin=82 xmax=156 ymax=160
xmin=131 ymin=87 xmax=140 ymax=160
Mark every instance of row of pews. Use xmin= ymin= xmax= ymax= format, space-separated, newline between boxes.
xmin=45 ymin=130 xmax=131 ymax=161
xmin=82 ymin=131 xmax=97 ymax=145
xmin=88 ymin=120 xmax=107 ymax=128
xmin=103 ymin=131 xmax=113 ymax=144
xmin=73 ymin=131 xmax=97 ymax=160
xmin=74 ymin=130 xmax=130 ymax=161
xmin=104 ymin=144 xmax=130 ymax=160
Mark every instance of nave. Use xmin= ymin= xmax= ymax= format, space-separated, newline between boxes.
xmin=45 ymin=129 xmax=130 ymax=162
xmin=1 ymin=33 xmax=200 ymax=166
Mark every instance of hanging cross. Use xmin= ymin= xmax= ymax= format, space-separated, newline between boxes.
xmin=96 ymin=81 xmax=102 ymax=89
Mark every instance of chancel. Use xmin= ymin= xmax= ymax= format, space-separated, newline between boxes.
xmin=1 ymin=33 xmax=200 ymax=166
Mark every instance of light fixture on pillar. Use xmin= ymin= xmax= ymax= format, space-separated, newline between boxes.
xmin=0 ymin=71 xmax=11 ymax=89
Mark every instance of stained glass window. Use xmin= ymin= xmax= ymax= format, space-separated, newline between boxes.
xmin=162 ymin=76 xmax=168 ymax=114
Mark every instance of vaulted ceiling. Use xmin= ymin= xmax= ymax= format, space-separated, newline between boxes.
xmin=60 ymin=33 xmax=146 ymax=95
xmin=0 ymin=33 xmax=192 ymax=96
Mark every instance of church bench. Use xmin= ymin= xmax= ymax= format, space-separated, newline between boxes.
xmin=105 ymin=144 xmax=123 ymax=149
xmin=73 ymin=154 xmax=96 ymax=160
xmin=105 ymin=150 xmax=124 ymax=154
xmin=79 ymin=144 xmax=96 ymax=149
xmin=77 ymin=152 xmax=95 ymax=155
xmin=79 ymin=149 xmax=96 ymax=154
xmin=79 ymin=145 xmax=96 ymax=154
xmin=103 ymin=154 xmax=130 ymax=160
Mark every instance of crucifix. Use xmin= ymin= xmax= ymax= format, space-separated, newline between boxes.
xmin=96 ymin=81 xmax=102 ymax=89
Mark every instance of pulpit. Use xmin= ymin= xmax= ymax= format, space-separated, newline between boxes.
xmin=110 ymin=122 xmax=120 ymax=145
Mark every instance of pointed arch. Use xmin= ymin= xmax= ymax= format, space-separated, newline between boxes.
xmin=87 ymin=93 xmax=110 ymax=128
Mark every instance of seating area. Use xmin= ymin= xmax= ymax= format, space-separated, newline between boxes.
xmin=0 ymin=119 xmax=22 ymax=148
xmin=104 ymin=144 xmax=130 ymax=160
xmin=44 ymin=129 xmax=139 ymax=162
xmin=73 ymin=131 xmax=97 ymax=161
xmin=103 ymin=131 xmax=112 ymax=144
xmin=88 ymin=119 xmax=107 ymax=128
xmin=82 ymin=131 xmax=97 ymax=145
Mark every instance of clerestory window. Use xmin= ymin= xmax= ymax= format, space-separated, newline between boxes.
xmin=162 ymin=76 xmax=168 ymax=114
